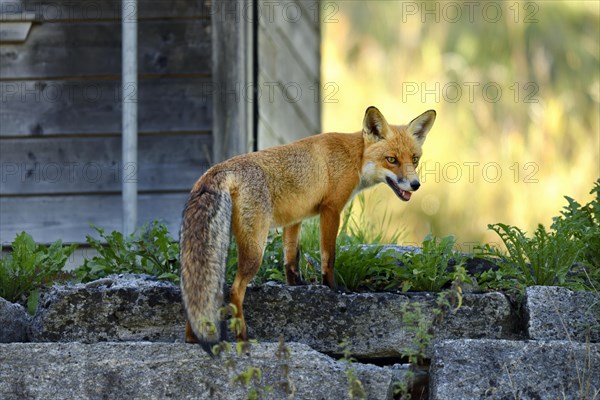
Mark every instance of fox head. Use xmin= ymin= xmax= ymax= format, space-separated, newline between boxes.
xmin=361 ymin=106 xmax=436 ymax=201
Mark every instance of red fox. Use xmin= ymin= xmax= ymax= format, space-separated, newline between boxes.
xmin=180 ymin=106 xmax=436 ymax=351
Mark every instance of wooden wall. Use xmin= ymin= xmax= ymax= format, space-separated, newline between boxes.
xmin=0 ymin=0 xmax=213 ymax=243
xmin=0 ymin=0 xmax=321 ymax=245
xmin=258 ymin=0 xmax=321 ymax=149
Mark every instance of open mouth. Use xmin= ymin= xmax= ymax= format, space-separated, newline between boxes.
xmin=385 ymin=177 xmax=412 ymax=201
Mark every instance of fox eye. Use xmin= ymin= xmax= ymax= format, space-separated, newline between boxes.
xmin=412 ymin=156 xmax=419 ymax=165
xmin=386 ymin=156 xmax=398 ymax=165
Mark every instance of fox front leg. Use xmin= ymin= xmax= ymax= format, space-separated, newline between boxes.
xmin=283 ymin=223 xmax=304 ymax=285
xmin=319 ymin=205 xmax=340 ymax=290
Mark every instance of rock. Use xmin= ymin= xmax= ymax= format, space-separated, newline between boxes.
xmin=29 ymin=274 xmax=184 ymax=343
xmin=0 ymin=297 xmax=31 ymax=342
xmin=525 ymin=286 xmax=600 ymax=342
xmin=0 ymin=342 xmax=394 ymax=400
xmin=30 ymin=275 xmax=518 ymax=358
xmin=345 ymin=244 xmax=423 ymax=256
xmin=245 ymin=284 xmax=517 ymax=358
xmin=430 ymin=339 xmax=600 ymax=400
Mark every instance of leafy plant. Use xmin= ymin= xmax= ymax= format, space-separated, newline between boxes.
xmin=74 ymin=222 xmax=179 ymax=284
xmin=0 ymin=232 xmax=77 ymax=313
xmin=551 ymin=179 xmax=600 ymax=286
xmin=275 ymin=335 xmax=296 ymax=397
xmin=479 ymin=180 xmax=600 ymax=292
xmin=481 ymin=223 xmax=585 ymax=289
xmin=400 ymin=301 xmax=433 ymax=367
xmin=210 ymin=304 xmax=273 ymax=400
xmin=393 ymin=234 xmax=470 ymax=292
xmin=334 ymin=245 xmax=399 ymax=292
xmin=396 ymin=286 xmax=465 ymax=399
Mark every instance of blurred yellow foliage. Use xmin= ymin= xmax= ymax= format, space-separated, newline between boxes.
xmin=322 ymin=1 xmax=599 ymax=248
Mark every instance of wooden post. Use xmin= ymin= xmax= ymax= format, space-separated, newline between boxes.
xmin=122 ymin=0 xmax=138 ymax=234
xmin=211 ymin=0 xmax=255 ymax=163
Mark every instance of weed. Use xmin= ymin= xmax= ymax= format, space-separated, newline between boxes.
xmin=393 ymin=234 xmax=470 ymax=292
xmin=212 ymin=304 xmax=277 ymax=400
xmin=479 ymin=180 xmax=599 ymax=291
xmin=334 ymin=245 xmax=399 ymax=292
xmin=396 ymin=285 xmax=465 ymax=399
xmin=0 ymin=232 xmax=76 ymax=313
xmin=551 ymin=179 xmax=600 ymax=288
xmin=400 ymin=302 xmax=433 ymax=367
xmin=487 ymin=223 xmax=583 ymax=286
xmin=74 ymin=222 xmax=179 ymax=284
xmin=275 ymin=336 xmax=296 ymax=398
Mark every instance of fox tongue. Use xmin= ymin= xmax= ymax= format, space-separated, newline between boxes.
xmin=401 ymin=190 xmax=412 ymax=201
xmin=385 ymin=177 xmax=413 ymax=201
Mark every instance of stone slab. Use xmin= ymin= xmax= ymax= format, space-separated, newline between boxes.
xmin=526 ymin=286 xmax=600 ymax=342
xmin=245 ymin=283 xmax=517 ymax=358
xmin=0 ymin=342 xmax=394 ymax=400
xmin=29 ymin=275 xmax=518 ymax=358
xmin=430 ymin=339 xmax=600 ymax=400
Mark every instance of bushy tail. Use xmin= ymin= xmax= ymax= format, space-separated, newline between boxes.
xmin=180 ymin=178 xmax=232 ymax=352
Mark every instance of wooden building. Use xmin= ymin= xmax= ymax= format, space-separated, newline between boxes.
xmin=0 ymin=0 xmax=321 ymax=245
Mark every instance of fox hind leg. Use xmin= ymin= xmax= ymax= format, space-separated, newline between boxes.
xmin=185 ymin=320 xmax=199 ymax=343
xmin=230 ymin=222 xmax=269 ymax=341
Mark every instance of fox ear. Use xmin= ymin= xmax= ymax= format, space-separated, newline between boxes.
xmin=408 ymin=110 xmax=436 ymax=145
xmin=363 ymin=106 xmax=389 ymax=141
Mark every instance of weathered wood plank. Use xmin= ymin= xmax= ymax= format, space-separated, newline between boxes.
xmin=0 ymin=0 xmax=211 ymax=21
xmin=0 ymin=20 xmax=211 ymax=79
xmin=0 ymin=21 xmax=32 ymax=42
xmin=0 ymin=134 xmax=211 ymax=195
xmin=265 ymin=0 xmax=320 ymax=80
xmin=257 ymin=112 xmax=312 ymax=148
xmin=257 ymin=0 xmax=321 ymax=149
xmin=0 ymin=77 xmax=212 ymax=136
xmin=211 ymin=0 xmax=253 ymax=162
xmin=0 ymin=192 xmax=190 ymax=244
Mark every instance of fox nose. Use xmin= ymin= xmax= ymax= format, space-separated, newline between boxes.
xmin=410 ymin=180 xmax=421 ymax=191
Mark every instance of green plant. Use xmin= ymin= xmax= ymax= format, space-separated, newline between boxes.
xmin=210 ymin=304 xmax=274 ymax=400
xmin=484 ymin=223 xmax=584 ymax=287
xmin=392 ymin=234 xmax=469 ymax=292
xmin=333 ymin=245 xmax=399 ymax=291
xmin=551 ymin=179 xmax=600 ymax=286
xmin=74 ymin=222 xmax=179 ymax=284
xmin=275 ymin=335 xmax=296 ymax=397
xmin=0 ymin=232 xmax=77 ymax=313
xmin=479 ymin=180 xmax=600 ymax=291
xmin=400 ymin=302 xmax=433 ymax=367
